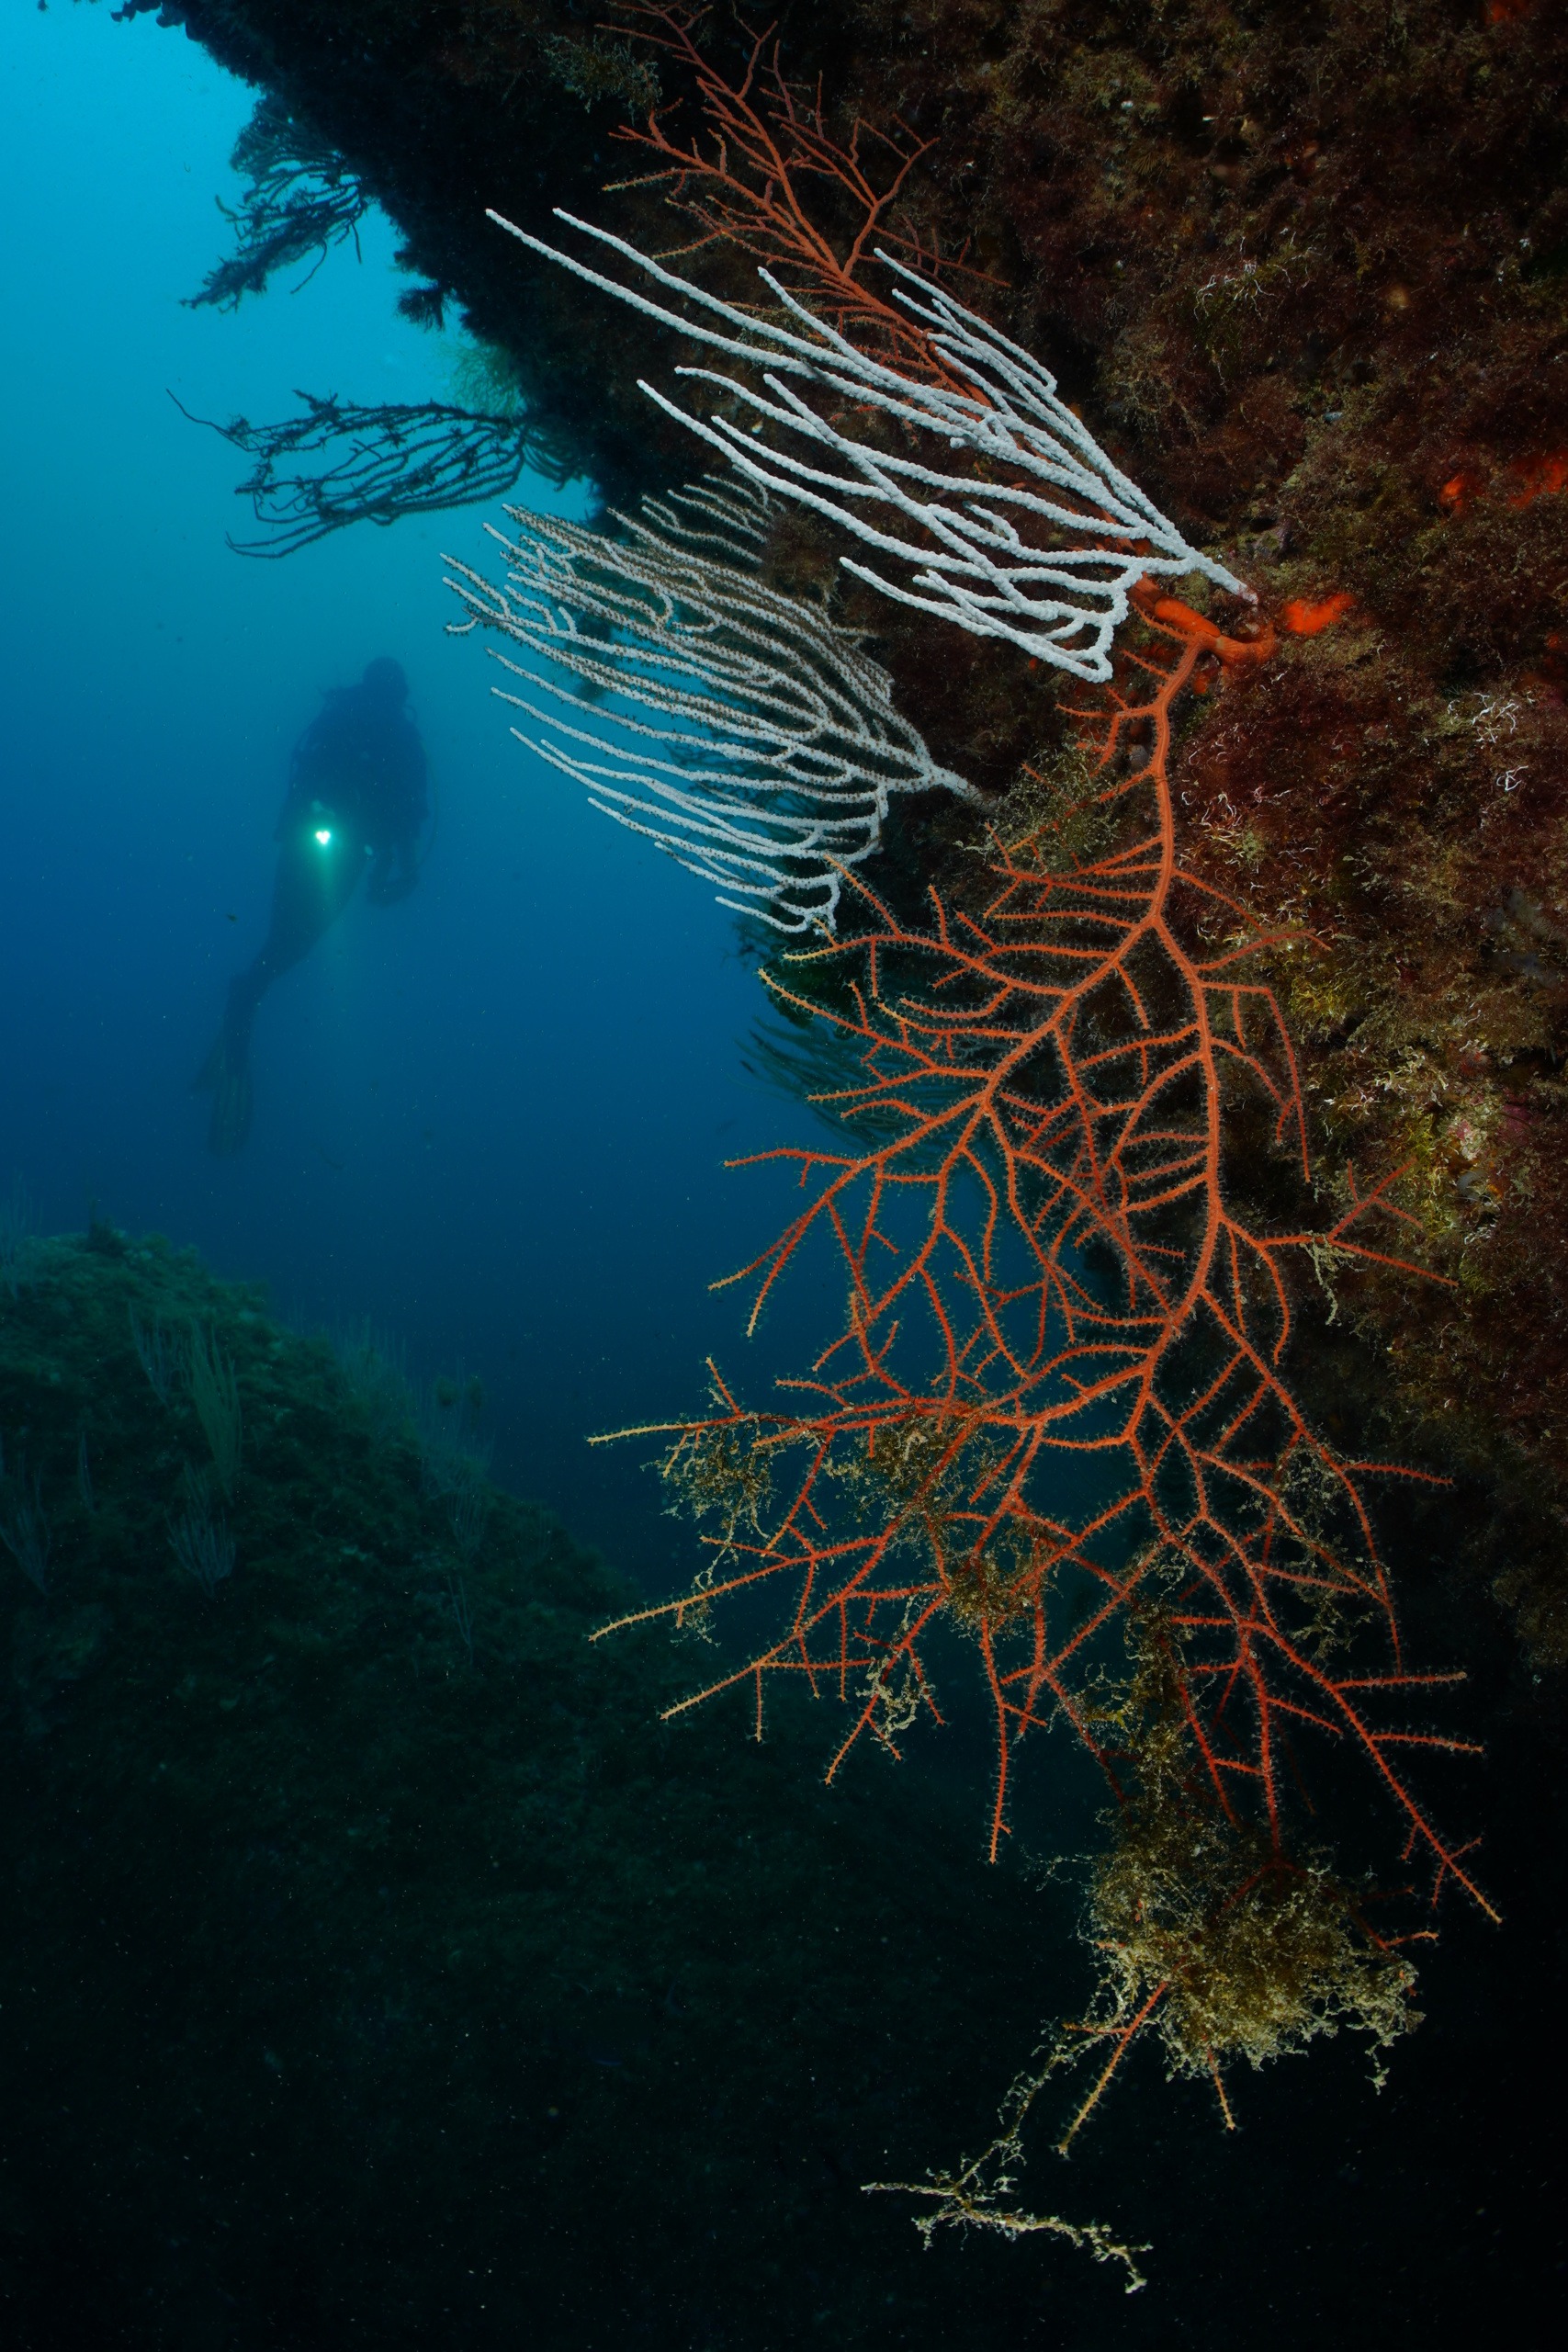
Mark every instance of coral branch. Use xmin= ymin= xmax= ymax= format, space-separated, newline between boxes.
xmin=604 ymin=593 xmax=1487 ymax=1951
xmin=606 ymin=5 xmax=976 ymax=376
xmin=484 ymin=219 xmax=1249 ymax=678
xmin=176 ymin=390 xmax=559 ymax=558
xmin=446 ymin=477 xmax=976 ymax=930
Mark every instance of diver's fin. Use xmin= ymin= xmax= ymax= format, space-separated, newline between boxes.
xmin=195 ymin=1029 xmax=254 ymax=1156
xmin=207 ymin=1064 xmax=254 ymax=1158
xmin=193 ymin=1031 xmax=225 ymax=1095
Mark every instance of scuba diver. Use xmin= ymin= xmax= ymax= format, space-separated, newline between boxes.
xmin=196 ymin=657 xmax=429 ymax=1156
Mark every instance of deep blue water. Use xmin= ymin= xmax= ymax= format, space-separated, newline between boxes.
xmin=2 ymin=3 xmax=824 ymax=1585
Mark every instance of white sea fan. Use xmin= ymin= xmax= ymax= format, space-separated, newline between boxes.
xmin=489 ymin=208 xmax=1251 ymax=684
xmin=445 ymin=479 xmax=977 ymax=933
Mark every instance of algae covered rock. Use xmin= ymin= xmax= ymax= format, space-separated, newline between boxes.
xmin=0 ymin=1228 xmax=1054 ymax=2348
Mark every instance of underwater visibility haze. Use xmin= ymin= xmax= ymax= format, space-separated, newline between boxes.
xmin=1 ymin=4 xmax=813 ymax=1582
xmin=0 ymin=5 xmax=1564 ymax=2348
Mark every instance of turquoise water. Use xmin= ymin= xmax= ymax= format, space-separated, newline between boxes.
xmin=1 ymin=3 xmax=822 ymax=1583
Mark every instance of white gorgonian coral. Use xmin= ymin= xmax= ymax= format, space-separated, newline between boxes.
xmin=444 ymin=479 xmax=977 ymax=933
xmin=488 ymin=208 xmax=1251 ymax=684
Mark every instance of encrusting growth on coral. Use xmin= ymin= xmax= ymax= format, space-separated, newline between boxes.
xmin=863 ymin=1608 xmax=1421 ymax=2260
xmin=185 ymin=91 xmax=370 ymax=313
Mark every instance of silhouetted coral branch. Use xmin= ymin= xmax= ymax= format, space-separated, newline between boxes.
xmin=186 ymin=95 xmax=370 ymax=311
xmin=173 ymin=391 xmax=570 ymax=557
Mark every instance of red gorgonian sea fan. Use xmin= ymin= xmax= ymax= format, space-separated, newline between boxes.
xmin=472 ymin=10 xmax=1495 ymax=2218
xmin=603 ymin=0 xmax=992 ymax=384
xmin=594 ymin=590 xmax=1494 ymax=2146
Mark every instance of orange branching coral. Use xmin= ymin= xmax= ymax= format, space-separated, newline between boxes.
xmin=607 ymin=4 xmax=987 ymax=381
xmin=600 ymin=591 xmax=1492 ymax=1941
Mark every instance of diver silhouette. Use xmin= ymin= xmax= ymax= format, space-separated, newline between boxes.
xmin=196 ymin=657 xmax=429 ymax=1157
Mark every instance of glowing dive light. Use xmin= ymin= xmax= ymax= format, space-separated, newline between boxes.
xmin=314 ymin=827 xmax=333 ymax=847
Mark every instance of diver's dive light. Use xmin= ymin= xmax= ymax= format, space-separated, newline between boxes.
xmin=314 ymin=828 xmax=333 ymax=847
